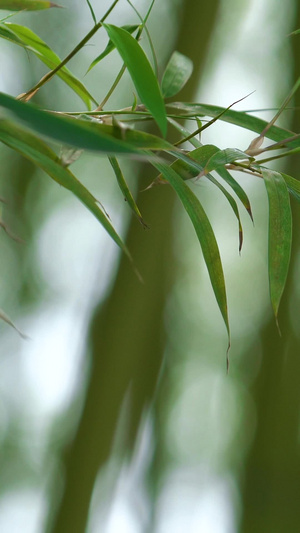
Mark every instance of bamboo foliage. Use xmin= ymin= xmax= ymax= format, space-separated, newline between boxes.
xmin=0 ymin=0 xmax=300 ymax=353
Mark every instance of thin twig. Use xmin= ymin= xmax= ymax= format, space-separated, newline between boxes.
xmin=18 ymin=0 xmax=121 ymax=102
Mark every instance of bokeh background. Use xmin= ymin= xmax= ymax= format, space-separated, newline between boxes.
xmin=0 ymin=0 xmax=300 ymax=531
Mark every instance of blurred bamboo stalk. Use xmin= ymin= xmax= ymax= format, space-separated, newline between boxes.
xmin=47 ymin=1 xmax=221 ymax=532
xmin=239 ymin=2 xmax=300 ymax=531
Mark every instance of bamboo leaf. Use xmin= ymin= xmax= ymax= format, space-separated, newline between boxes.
xmin=215 ymin=165 xmax=253 ymax=221
xmin=0 ymin=0 xmax=60 ymax=10
xmin=281 ymin=171 xmax=300 ymax=202
xmin=168 ymin=117 xmax=201 ymax=148
xmin=85 ymin=0 xmax=96 ymax=25
xmin=108 ymin=156 xmax=147 ymax=227
xmin=0 ymin=118 xmax=131 ymax=257
xmin=167 ymin=144 xmax=253 ymax=221
xmin=167 ymin=102 xmax=300 ymax=147
xmin=0 ymin=92 xmax=173 ymax=154
xmin=1 ymin=23 xmax=96 ymax=109
xmin=87 ymin=25 xmax=139 ymax=73
xmin=103 ymin=24 xmax=167 ymax=136
xmin=202 ymin=148 xmax=253 ymax=175
xmin=204 ymin=173 xmax=244 ymax=252
xmin=262 ymin=169 xmax=292 ymax=320
xmin=152 ymin=159 xmax=230 ymax=338
xmin=161 ymin=51 xmax=193 ymax=98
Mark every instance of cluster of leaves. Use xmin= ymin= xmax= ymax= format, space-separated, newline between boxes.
xmin=0 ymin=0 xmax=299 ymax=359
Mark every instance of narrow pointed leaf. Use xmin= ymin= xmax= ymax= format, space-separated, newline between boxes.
xmin=152 ymin=159 xmax=230 ymax=337
xmin=215 ymin=165 xmax=253 ymax=220
xmin=170 ymin=144 xmax=218 ymax=180
xmin=0 ymin=0 xmax=60 ymax=10
xmin=103 ymin=24 xmax=167 ymax=136
xmin=0 ymin=92 xmax=173 ymax=154
xmin=167 ymin=144 xmax=253 ymax=221
xmin=262 ymin=169 xmax=292 ymax=319
xmin=85 ymin=0 xmax=96 ymax=25
xmin=167 ymin=102 xmax=300 ymax=148
xmin=1 ymin=23 xmax=96 ymax=109
xmin=203 ymin=148 xmax=253 ymax=175
xmin=0 ymin=118 xmax=131 ymax=257
xmin=281 ymin=171 xmax=300 ymax=202
xmin=108 ymin=156 xmax=147 ymax=227
xmin=87 ymin=25 xmax=139 ymax=73
xmin=166 ymin=144 xmax=244 ymax=250
xmin=204 ymin=173 xmax=244 ymax=252
xmin=161 ymin=51 xmax=193 ymax=98
xmin=168 ymin=117 xmax=201 ymax=148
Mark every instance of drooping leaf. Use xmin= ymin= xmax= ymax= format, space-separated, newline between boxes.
xmin=0 ymin=23 xmax=96 ymax=109
xmin=262 ymin=168 xmax=292 ymax=321
xmin=0 ymin=118 xmax=131 ymax=257
xmin=108 ymin=156 xmax=147 ymax=227
xmin=87 ymin=25 xmax=139 ymax=73
xmin=164 ymin=144 xmax=244 ymax=250
xmin=152 ymin=159 xmax=230 ymax=338
xmin=161 ymin=51 xmax=193 ymax=98
xmin=157 ymin=143 xmax=253 ymax=224
xmin=204 ymin=173 xmax=244 ymax=252
xmin=0 ymin=92 xmax=173 ymax=154
xmin=103 ymin=24 xmax=167 ymax=136
xmin=0 ymin=0 xmax=60 ymax=10
xmin=215 ymin=165 xmax=253 ymax=221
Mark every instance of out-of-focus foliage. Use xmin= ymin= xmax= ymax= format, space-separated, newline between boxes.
xmin=0 ymin=0 xmax=300 ymax=532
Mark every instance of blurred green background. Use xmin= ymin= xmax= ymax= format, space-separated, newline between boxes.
xmin=1 ymin=0 xmax=300 ymax=531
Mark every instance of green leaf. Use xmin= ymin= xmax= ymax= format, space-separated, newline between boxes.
xmin=152 ymin=158 xmax=230 ymax=338
xmin=215 ymin=165 xmax=253 ymax=221
xmin=204 ymin=173 xmax=244 ymax=252
xmin=202 ymin=148 xmax=253 ymax=175
xmin=85 ymin=0 xmax=96 ymax=25
xmin=170 ymin=144 xmax=217 ymax=180
xmin=0 ymin=92 xmax=173 ymax=154
xmin=1 ymin=23 xmax=96 ymax=109
xmin=108 ymin=156 xmax=147 ymax=227
xmin=103 ymin=24 xmax=167 ymax=137
xmin=168 ymin=117 xmax=201 ymax=148
xmin=167 ymin=102 xmax=300 ymax=147
xmin=161 ymin=51 xmax=193 ymax=98
xmin=262 ymin=169 xmax=292 ymax=320
xmin=167 ymin=144 xmax=253 ymax=221
xmin=87 ymin=25 xmax=139 ymax=73
xmin=0 ymin=0 xmax=60 ymax=10
xmin=281 ymin=171 xmax=300 ymax=202
xmin=0 ymin=118 xmax=131 ymax=257
xmin=165 ymin=144 xmax=244 ymax=250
